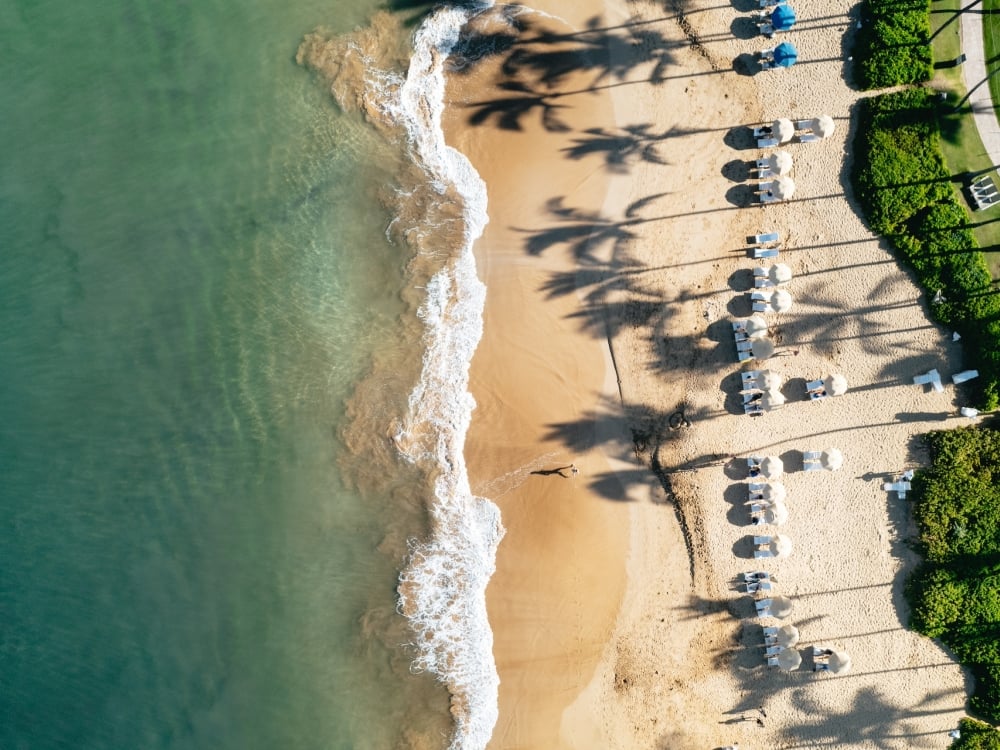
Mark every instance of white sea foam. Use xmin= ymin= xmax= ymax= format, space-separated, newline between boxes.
xmin=388 ymin=5 xmax=505 ymax=750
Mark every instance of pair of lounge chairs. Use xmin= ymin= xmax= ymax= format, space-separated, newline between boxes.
xmin=753 ymin=534 xmax=774 ymax=558
xmin=802 ymin=450 xmax=823 ymax=471
xmin=970 ymin=176 xmax=999 ymax=210
xmin=913 ymin=368 xmax=944 ymax=393
xmin=805 ymin=379 xmax=828 ymax=400
xmin=884 ymin=480 xmax=911 ymax=499
xmin=736 ymin=338 xmax=754 ymax=362
xmin=753 ymin=266 xmax=774 ymax=288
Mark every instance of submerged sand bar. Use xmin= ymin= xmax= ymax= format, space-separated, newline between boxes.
xmin=452 ymin=0 xmax=970 ymax=747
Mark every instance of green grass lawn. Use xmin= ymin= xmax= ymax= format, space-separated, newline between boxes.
xmin=929 ymin=0 xmax=1000 ymax=272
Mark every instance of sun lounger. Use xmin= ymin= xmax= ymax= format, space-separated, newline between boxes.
xmin=745 ymin=401 xmax=763 ymax=414
xmin=759 ymin=22 xmax=775 ymax=37
xmin=745 ymin=571 xmax=771 ymax=583
xmin=742 ymin=371 xmax=762 ymax=387
xmin=802 ymin=450 xmax=823 ymax=471
xmin=736 ymin=339 xmax=754 ymax=352
xmin=755 ymin=599 xmax=773 ymax=617
xmin=806 ymin=380 xmax=828 ymax=400
xmin=814 ymin=662 xmax=830 ymax=671
xmin=795 ymin=119 xmax=811 ymax=131
xmin=754 ymin=276 xmax=773 ymax=289
xmin=758 ymin=136 xmax=778 ymax=147
xmin=757 ymin=168 xmax=775 ymax=180
xmin=913 ymin=368 xmax=944 ymax=392
xmin=884 ymin=481 xmax=911 ymax=499
xmin=733 ymin=320 xmax=749 ymax=333
xmin=748 ymin=580 xmax=773 ymax=593
xmin=767 ymin=655 xmax=781 ymax=667
xmin=754 ymin=535 xmax=771 ymax=546
xmin=753 ymin=127 xmax=772 ymax=139
xmin=764 ymin=644 xmax=782 ymax=656
xmin=798 ymin=133 xmax=821 ymax=144
xmin=754 ymin=548 xmax=773 ymax=558
xmin=952 ymin=369 xmax=979 ymax=384
xmin=752 ymin=301 xmax=773 ymax=313
xmin=805 ymin=379 xmax=823 ymax=392
xmin=753 ymin=246 xmax=780 ymax=259
xmin=748 ymin=483 xmax=766 ymax=499
xmin=753 ymin=231 xmax=780 ymax=244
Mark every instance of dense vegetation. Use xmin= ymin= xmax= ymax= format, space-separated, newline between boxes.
xmin=907 ymin=427 xmax=1000 ymax=722
xmin=953 ymin=717 xmax=1000 ymax=749
xmin=851 ymin=88 xmax=1000 ymax=409
xmin=855 ymin=0 xmax=932 ymax=88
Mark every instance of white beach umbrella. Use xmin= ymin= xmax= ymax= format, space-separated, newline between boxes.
xmin=773 ymin=118 xmax=795 ymax=143
xmin=752 ymin=338 xmax=776 ymax=360
xmin=765 ymin=499 xmax=789 ymax=525
xmin=746 ymin=315 xmax=769 ymax=339
xmin=824 ymin=373 xmax=848 ymax=396
xmin=829 ymin=650 xmax=852 ymax=674
xmin=761 ymin=388 xmax=785 ymax=411
xmin=771 ymin=175 xmax=796 ymax=200
xmin=770 ymin=533 xmax=793 ymax=558
xmin=812 ymin=115 xmax=836 ymax=138
xmin=769 ymin=149 xmax=794 ymax=175
xmin=771 ymin=595 xmax=794 ymax=618
xmin=821 ymin=448 xmax=843 ymax=471
xmin=769 ymin=263 xmax=793 ymax=285
xmin=771 ymin=288 xmax=793 ymax=312
xmin=760 ymin=370 xmax=784 ymax=390
xmin=777 ymin=647 xmax=802 ymax=671
xmin=776 ymin=624 xmax=800 ymax=647
xmin=761 ymin=482 xmax=786 ymax=502
xmin=761 ymin=455 xmax=784 ymax=479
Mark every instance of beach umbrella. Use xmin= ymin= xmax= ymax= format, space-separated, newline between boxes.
xmin=761 ymin=370 xmax=784 ymax=390
xmin=776 ymin=624 xmax=800 ymax=647
xmin=771 ymin=288 xmax=793 ymax=312
xmin=770 ymin=533 xmax=792 ymax=558
xmin=761 ymin=455 xmax=783 ymax=479
xmin=771 ymin=595 xmax=794 ymax=618
xmin=772 ymin=118 xmax=795 ymax=143
xmin=746 ymin=315 xmax=769 ymax=339
xmin=771 ymin=3 xmax=797 ymax=31
xmin=769 ymin=263 xmax=793 ymax=285
xmin=770 ymin=175 xmax=795 ymax=200
xmin=768 ymin=149 xmax=794 ymax=175
xmin=761 ymin=482 xmax=786 ymax=502
xmin=811 ymin=114 xmax=835 ymax=138
xmin=752 ymin=338 xmax=776 ymax=360
xmin=821 ymin=448 xmax=843 ymax=471
xmin=761 ymin=388 xmax=785 ymax=411
xmin=829 ymin=650 xmax=852 ymax=674
xmin=777 ymin=647 xmax=802 ymax=671
xmin=774 ymin=41 xmax=798 ymax=68
xmin=765 ymin=499 xmax=789 ymax=525
xmin=824 ymin=373 xmax=848 ymax=396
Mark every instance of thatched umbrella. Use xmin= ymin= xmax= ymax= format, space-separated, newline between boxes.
xmin=746 ymin=315 xmax=769 ymax=339
xmin=776 ymin=624 xmax=800 ymax=647
xmin=777 ymin=647 xmax=802 ymax=671
xmin=824 ymin=373 xmax=848 ymax=396
xmin=761 ymin=455 xmax=784 ymax=479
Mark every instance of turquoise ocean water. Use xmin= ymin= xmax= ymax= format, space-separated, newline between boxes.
xmin=2 ymin=2 xmax=503 ymax=748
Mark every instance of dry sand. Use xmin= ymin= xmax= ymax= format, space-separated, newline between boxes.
xmin=452 ymin=0 xmax=974 ymax=747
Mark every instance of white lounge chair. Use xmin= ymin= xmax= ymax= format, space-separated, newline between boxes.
xmin=742 ymin=371 xmax=762 ymax=387
xmin=748 ymin=482 xmax=766 ymax=498
xmin=803 ymin=450 xmax=822 ymax=471
xmin=733 ymin=320 xmax=749 ymax=333
xmin=753 ymin=246 xmax=780 ymax=259
xmin=745 ymin=571 xmax=771 ymax=583
xmin=952 ymin=369 xmax=979 ymax=384
xmin=748 ymin=580 xmax=773 ymax=593
xmin=758 ymin=136 xmax=779 ymax=147
xmin=753 ymin=126 xmax=773 ymax=139
xmin=759 ymin=191 xmax=779 ymax=204
xmin=737 ymin=339 xmax=754 ymax=352
xmin=754 ymin=535 xmax=771 ymax=546
xmin=763 ymin=624 xmax=778 ymax=636
xmin=753 ymin=231 xmax=780 ymax=244
xmin=754 ymin=548 xmax=773 ymax=558
xmin=752 ymin=301 xmax=774 ymax=313
xmin=798 ymin=133 xmax=821 ymax=144
xmin=745 ymin=401 xmax=763 ymax=414
xmin=795 ymin=119 xmax=811 ymax=131
xmin=755 ymin=598 xmax=773 ymax=616
xmin=913 ymin=368 xmax=944 ymax=392
xmin=884 ymin=481 xmax=911 ymax=499
xmin=759 ymin=22 xmax=775 ymax=37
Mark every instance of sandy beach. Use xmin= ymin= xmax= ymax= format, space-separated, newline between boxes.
xmin=452 ymin=0 xmax=973 ymax=747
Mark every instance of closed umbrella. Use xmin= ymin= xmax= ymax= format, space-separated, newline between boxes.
xmin=761 ymin=455 xmax=783 ymax=479
xmin=824 ymin=373 xmax=848 ymax=396
xmin=746 ymin=315 xmax=769 ymax=339
xmin=769 ymin=150 xmax=793 ymax=175
xmin=776 ymin=624 xmax=800 ymax=647
xmin=829 ymin=650 xmax=852 ymax=674
xmin=761 ymin=482 xmax=786 ymax=502
xmin=761 ymin=389 xmax=785 ymax=411
xmin=821 ymin=448 xmax=843 ymax=471
xmin=761 ymin=370 xmax=784 ymax=390
xmin=768 ymin=263 xmax=792 ymax=285
xmin=774 ymin=41 xmax=798 ymax=68
xmin=770 ymin=533 xmax=792 ymax=558
xmin=765 ymin=499 xmax=788 ymax=525
xmin=777 ymin=647 xmax=802 ymax=671
xmin=771 ymin=288 xmax=793 ymax=312
xmin=752 ymin=338 xmax=776 ymax=360
xmin=770 ymin=175 xmax=795 ymax=200
xmin=772 ymin=4 xmax=797 ymax=31
xmin=811 ymin=114 xmax=835 ymax=138
xmin=773 ymin=118 xmax=795 ymax=143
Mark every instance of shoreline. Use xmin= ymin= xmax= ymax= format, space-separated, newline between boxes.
xmin=447 ymin=0 xmax=972 ymax=746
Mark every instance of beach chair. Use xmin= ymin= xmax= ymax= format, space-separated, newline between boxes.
xmin=809 ymin=389 xmax=828 ymax=400
xmin=759 ymin=192 xmax=778 ymax=204
xmin=762 ymin=624 xmax=778 ymax=637
xmin=753 ymin=246 xmax=780 ymax=259
xmin=755 ymin=275 xmax=774 ymax=289
xmin=884 ymin=481 xmax=911 ymax=499
xmin=757 ymin=168 xmax=775 ymax=180
xmin=742 ymin=371 xmax=762 ymax=387
xmin=758 ymin=136 xmax=779 ymax=147
xmin=764 ymin=645 xmax=782 ymax=656
xmin=733 ymin=319 xmax=749 ymax=333
xmin=814 ymin=662 xmax=830 ymax=671
xmin=795 ymin=119 xmax=812 ymax=131
xmin=759 ymin=22 xmax=775 ymax=37
xmin=748 ymin=580 xmax=773 ymax=593
xmin=805 ymin=379 xmax=828 ymax=400
xmin=752 ymin=126 xmax=771 ymax=139
xmin=754 ymin=548 xmax=773 ymax=558
xmin=752 ymin=231 xmax=780 ymax=244
xmin=798 ymin=133 xmax=821 ymax=144
xmin=755 ymin=598 xmax=773 ymax=616
xmin=913 ymin=368 xmax=944 ymax=392
xmin=736 ymin=339 xmax=754 ymax=352
xmin=767 ymin=655 xmax=781 ymax=667
xmin=745 ymin=571 xmax=771 ymax=583
xmin=754 ymin=535 xmax=771 ymax=546
xmin=745 ymin=401 xmax=763 ymax=414
xmin=734 ymin=330 xmax=751 ymax=343
xmin=748 ymin=481 xmax=766 ymax=495
xmin=752 ymin=301 xmax=773 ymax=313
xmin=803 ymin=450 xmax=822 ymax=471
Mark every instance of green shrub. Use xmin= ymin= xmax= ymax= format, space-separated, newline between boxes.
xmin=855 ymin=0 xmax=932 ymax=88
xmin=952 ymin=717 xmax=1000 ymax=748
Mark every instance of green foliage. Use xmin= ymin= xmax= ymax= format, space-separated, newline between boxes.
xmin=851 ymin=90 xmax=1000 ymax=409
xmin=909 ymin=428 xmax=1000 ymax=722
xmin=952 ymin=717 xmax=1000 ymax=749
xmin=855 ymin=0 xmax=932 ymax=88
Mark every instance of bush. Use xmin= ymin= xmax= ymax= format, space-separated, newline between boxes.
xmin=855 ymin=0 xmax=932 ymax=88
xmin=952 ymin=717 xmax=1000 ymax=749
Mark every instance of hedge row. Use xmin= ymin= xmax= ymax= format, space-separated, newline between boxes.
xmin=855 ymin=0 xmax=932 ymax=88
xmin=851 ymin=88 xmax=1000 ymax=410
xmin=907 ymin=427 xmax=1000 ymax=723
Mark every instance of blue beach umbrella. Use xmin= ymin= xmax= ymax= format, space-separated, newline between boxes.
xmin=771 ymin=4 xmax=797 ymax=31
xmin=773 ymin=41 xmax=798 ymax=68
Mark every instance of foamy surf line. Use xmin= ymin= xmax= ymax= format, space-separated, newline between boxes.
xmin=391 ymin=5 xmax=505 ymax=750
